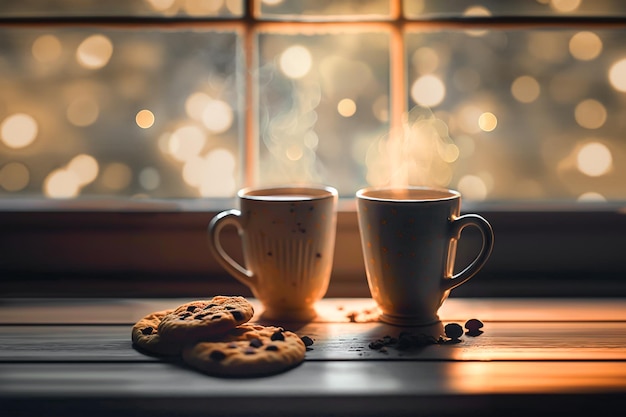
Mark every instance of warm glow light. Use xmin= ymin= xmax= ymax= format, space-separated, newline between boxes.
xmin=457 ymin=175 xmax=488 ymax=200
xmin=463 ymin=6 xmax=491 ymax=36
xmin=44 ymin=169 xmax=81 ymax=198
xmin=410 ymin=74 xmax=445 ymax=107
xmin=478 ymin=112 xmax=497 ymax=132
xmin=511 ymin=76 xmax=540 ymax=103
xmin=185 ymin=92 xmax=212 ymax=120
xmin=76 ymin=34 xmax=113 ymax=69
xmin=279 ymin=45 xmax=312 ymax=79
xmin=194 ymin=148 xmax=236 ymax=197
xmin=569 ymin=31 xmax=602 ymax=61
xmin=337 ymin=98 xmax=357 ymax=117
xmin=458 ymin=105 xmax=483 ymax=134
xmin=145 ymin=0 xmax=177 ymax=11
xmin=262 ymin=0 xmax=283 ymax=5
xmin=1 ymin=113 xmax=38 ymax=149
xmin=0 ymin=162 xmax=29 ymax=192
xmin=168 ymin=125 xmax=207 ymax=162
xmin=184 ymin=0 xmax=224 ymax=15
xmin=578 ymin=192 xmax=606 ymax=202
xmin=550 ymin=0 xmax=582 ymax=13
xmin=67 ymin=154 xmax=99 ymax=186
xmin=201 ymin=99 xmax=233 ymax=133
xmin=575 ymin=99 xmax=606 ymax=129
xmin=577 ymin=142 xmax=612 ymax=177
xmin=286 ymin=144 xmax=303 ymax=161
xmin=101 ymin=162 xmax=132 ymax=190
xmin=32 ymin=35 xmax=62 ymax=63
xmin=136 ymin=109 xmax=155 ymax=129
xmin=608 ymin=58 xmax=626 ymax=92
xmin=412 ymin=47 xmax=439 ymax=74
xmin=67 ymin=97 xmax=99 ymax=127
xmin=139 ymin=167 xmax=160 ymax=190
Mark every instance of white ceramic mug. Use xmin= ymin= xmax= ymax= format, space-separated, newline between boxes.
xmin=356 ymin=186 xmax=494 ymax=326
xmin=208 ymin=185 xmax=338 ymax=321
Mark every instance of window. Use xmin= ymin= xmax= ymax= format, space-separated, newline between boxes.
xmin=2 ymin=0 xmax=626 ymax=298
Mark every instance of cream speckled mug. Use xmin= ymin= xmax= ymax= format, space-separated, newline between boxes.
xmin=356 ymin=186 xmax=494 ymax=326
xmin=208 ymin=185 xmax=338 ymax=321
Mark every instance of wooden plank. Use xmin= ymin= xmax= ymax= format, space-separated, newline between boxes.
xmin=2 ymin=297 xmax=626 ymax=324
xmin=2 ymin=321 xmax=626 ymax=362
xmin=2 ymin=361 xmax=626 ymax=396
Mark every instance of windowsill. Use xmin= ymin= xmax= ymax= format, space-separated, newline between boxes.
xmin=2 ymin=198 xmax=626 ymax=298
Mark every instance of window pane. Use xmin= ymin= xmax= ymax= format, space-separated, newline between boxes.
xmin=0 ymin=0 xmax=243 ymax=17
xmin=257 ymin=31 xmax=390 ymax=195
xmin=405 ymin=28 xmax=626 ymax=202
xmin=0 ymin=28 xmax=242 ymax=198
xmin=258 ymin=0 xmax=392 ymax=21
xmin=404 ymin=0 xmax=626 ymax=18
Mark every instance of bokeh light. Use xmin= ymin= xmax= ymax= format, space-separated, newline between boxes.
xmin=0 ymin=162 xmax=29 ymax=192
xmin=76 ymin=34 xmax=114 ymax=69
xmin=478 ymin=112 xmax=497 ymax=132
xmin=279 ymin=45 xmax=312 ymax=79
xmin=201 ymin=99 xmax=233 ymax=133
xmin=569 ymin=31 xmax=602 ymax=61
xmin=136 ymin=109 xmax=155 ymax=129
xmin=1 ymin=113 xmax=38 ymax=149
xmin=337 ymin=98 xmax=357 ymax=117
xmin=577 ymin=142 xmax=612 ymax=177
xmin=410 ymin=74 xmax=445 ymax=107
xmin=67 ymin=97 xmax=99 ymax=127
xmin=32 ymin=35 xmax=62 ymax=63
xmin=101 ymin=162 xmax=132 ymax=191
xmin=574 ymin=99 xmax=606 ymax=129
xmin=609 ymin=58 xmax=626 ymax=92
xmin=511 ymin=76 xmax=541 ymax=103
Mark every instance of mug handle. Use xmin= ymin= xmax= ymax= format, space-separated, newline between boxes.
xmin=441 ymin=214 xmax=494 ymax=292
xmin=208 ymin=209 xmax=258 ymax=291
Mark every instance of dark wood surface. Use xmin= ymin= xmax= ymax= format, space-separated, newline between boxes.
xmin=1 ymin=297 xmax=625 ymax=416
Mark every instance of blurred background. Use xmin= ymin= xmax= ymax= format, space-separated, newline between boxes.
xmin=1 ymin=0 xmax=625 ymax=201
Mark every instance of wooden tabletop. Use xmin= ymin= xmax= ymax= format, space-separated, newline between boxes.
xmin=1 ymin=297 xmax=625 ymax=416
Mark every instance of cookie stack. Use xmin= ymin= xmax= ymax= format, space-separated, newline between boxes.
xmin=131 ymin=295 xmax=307 ymax=377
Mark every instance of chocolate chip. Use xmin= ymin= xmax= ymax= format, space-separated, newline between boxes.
xmin=203 ymin=304 xmax=217 ymax=310
xmin=209 ymin=350 xmax=226 ymax=362
xmin=230 ymin=310 xmax=243 ymax=320
xmin=224 ymin=306 xmax=235 ymax=310
xmin=270 ymin=330 xmax=285 ymax=341
xmin=249 ymin=338 xmax=263 ymax=348
xmin=141 ymin=326 xmax=154 ymax=335
xmin=444 ymin=323 xmax=464 ymax=340
xmin=465 ymin=318 xmax=484 ymax=336
xmin=265 ymin=345 xmax=279 ymax=351
xmin=194 ymin=314 xmax=208 ymax=320
xmin=227 ymin=342 xmax=238 ymax=349
xmin=179 ymin=313 xmax=192 ymax=319
xmin=210 ymin=314 xmax=222 ymax=320
xmin=186 ymin=305 xmax=198 ymax=312
xmin=244 ymin=347 xmax=256 ymax=355
xmin=300 ymin=335 xmax=314 ymax=347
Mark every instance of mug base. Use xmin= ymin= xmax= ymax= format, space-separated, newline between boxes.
xmin=379 ymin=313 xmax=441 ymax=327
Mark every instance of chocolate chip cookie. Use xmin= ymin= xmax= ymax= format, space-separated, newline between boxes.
xmin=158 ymin=296 xmax=254 ymax=344
xmin=131 ymin=309 xmax=182 ymax=356
xmin=182 ymin=324 xmax=306 ymax=377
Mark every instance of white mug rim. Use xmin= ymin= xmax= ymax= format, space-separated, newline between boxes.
xmin=238 ymin=184 xmax=338 ymax=201
xmin=356 ymin=186 xmax=460 ymax=202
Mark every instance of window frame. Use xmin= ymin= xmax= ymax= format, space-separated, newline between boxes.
xmin=2 ymin=2 xmax=626 ymax=298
